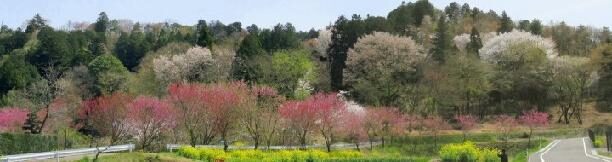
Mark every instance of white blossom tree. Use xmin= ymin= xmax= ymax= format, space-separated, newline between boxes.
xmin=453 ymin=33 xmax=470 ymax=52
xmin=345 ymin=32 xmax=425 ymax=106
xmin=314 ymin=29 xmax=332 ymax=56
xmin=153 ymin=46 xmax=215 ymax=85
xmin=480 ymin=31 xmax=557 ymax=63
xmin=482 ymin=31 xmax=558 ymax=112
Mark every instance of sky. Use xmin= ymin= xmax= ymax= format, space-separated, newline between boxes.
xmin=1 ymin=0 xmax=611 ymax=31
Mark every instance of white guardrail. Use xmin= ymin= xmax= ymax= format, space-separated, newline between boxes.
xmin=0 ymin=144 xmax=134 ymax=162
xmin=166 ymin=142 xmax=379 ymax=152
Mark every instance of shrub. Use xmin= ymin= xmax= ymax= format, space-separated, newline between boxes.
xmin=0 ymin=133 xmax=58 ymax=155
xmin=593 ymin=136 xmax=605 ymax=148
xmin=439 ymin=141 xmax=499 ymax=162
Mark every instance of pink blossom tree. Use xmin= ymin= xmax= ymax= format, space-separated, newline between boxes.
xmin=279 ymin=92 xmax=347 ymax=152
xmin=279 ymin=100 xmax=317 ymax=149
xmin=341 ymin=112 xmax=367 ymax=151
xmin=79 ymin=92 xmax=132 ymax=160
xmin=0 ymin=107 xmax=29 ymax=132
xmin=454 ymin=115 xmax=478 ymax=142
xmin=167 ymin=83 xmax=215 ymax=146
xmin=203 ymin=82 xmax=249 ymax=151
xmin=127 ymin=96 xmax=177 ymax=151
xmin=519 ymin=109 xmax=549 ymax=147
xmin=311 ymin=93 xmax=347 ymax=152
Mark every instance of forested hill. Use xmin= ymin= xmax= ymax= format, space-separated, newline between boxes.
xmin=1 ymin=0 xmax=611 ymax=135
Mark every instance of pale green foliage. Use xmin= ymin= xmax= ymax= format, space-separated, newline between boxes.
xmin=551 ymin=56 xmax=594 ymax=123
xmin=441 ymin=54 xmax=492 ymax=114
xmin=88 ymin=54 xmax=129 ymax=95
xmin=263 ymin=49 xmax=314 ymax=98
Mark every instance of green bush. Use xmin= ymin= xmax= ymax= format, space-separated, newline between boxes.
xmin=0 ymin=133 xmax=58 ymax=155
xmin=439 ymin=141 xmax=499 ymax=162
xmin=593 ymin=136 xmax=605 ymax=148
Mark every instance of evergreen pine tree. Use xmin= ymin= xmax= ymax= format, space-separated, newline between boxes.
xmin=467 ymin=27 xmax=483 ymax=58
xmin=94 ymin=12 xmax=109 ymax=33
xmin=196 ymin=20 xmax=213 ymax=49
xmin=431 ymin=15 xmax=451 ymax=63
xmin=530 ymin=19 xmax=543 ymax=35
xmin=498 ymin=11 xmax=514 ymax=33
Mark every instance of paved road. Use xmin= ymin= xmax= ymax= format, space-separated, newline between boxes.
xmin=529 ymin=137 xmax=611 ymax=162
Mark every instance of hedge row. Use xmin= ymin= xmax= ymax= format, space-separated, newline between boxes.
xmin=0 ymin=133 xmax=58 ymax=155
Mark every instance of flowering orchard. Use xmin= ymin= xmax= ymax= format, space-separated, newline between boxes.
xmin=1 ymin=80 xmax=551 ymax=153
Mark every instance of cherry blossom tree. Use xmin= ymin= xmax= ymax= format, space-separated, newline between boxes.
xmin=153 ymin=46 xmax=215 ymax=85
xmin=279 ymin=92 xmax=347 ymax=151
xmin=314 ymin=29 xmax=332 ymax=56
xmin=480 ymin=31 xmax=557 ymax=64
xmin=341 ymin=112 xmax=367 ymax=151
xmin=204 ymin=82 xmax=249 ymax=151
xmin=167 ymin=83 xmax=215 ymax=146
xmin=79 ymin=92 xmax=132 ymax=160
xmin=311 ymin=93 xmax=347 ymax=152
xmin=453 ymin=33 xmax=470 ymax=52
xmin=0 ymin=107 xmax=29 ymax=132
xmin=279 ymin=100 xmax=316 ymax=149
xmin=519 ymin=109 xmax=549 ymax=147
xmin=454 ymin=115 xmax=478 ymax=141
xmin=362 ymin=107 xmax=407 ymax=149
xmin=127 ymin=96 xmax=177 ymax=151
xmin=344 ymin=32 xmax=425 ymax=107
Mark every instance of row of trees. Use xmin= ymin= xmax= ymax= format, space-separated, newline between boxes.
xmin=0 ymin=79 xmax=550 ymax=152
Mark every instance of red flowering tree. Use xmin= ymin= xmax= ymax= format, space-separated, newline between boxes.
xmin=279 ymin=93 xmax=347 ymax=151
xmin=79 ymin=92 xmax=132 ymax=160
xmin=204 ymin=82 xmax=249 ymax=151
xmin=519 ymin=109 xmax=549 ymax=147
xmin=127 ymin=96 xmax=177 ymax=151
xmin=423 ymin=115 xmax=451 ymax=148
xmin=341 ymin=112 xmax=367 ymax=151
xmin=279 ymin=100 xmax=316 ymax=149
xmin=240 ymin=85 xmax=284 ymax=149
xmin=362 ymin=107 xmax=407 ymax=149
xmin=167 ymin=83 xmax=215 ymax=146
xmin=0 ymin=107 xmax=29 ymax=132
xmin=454 ymin=115 xmax=478 ymax=141
xmin=312 ymin=93 xmax=347 ymax=152
xmin=495 ymin=115 xmax=518 ymax=146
